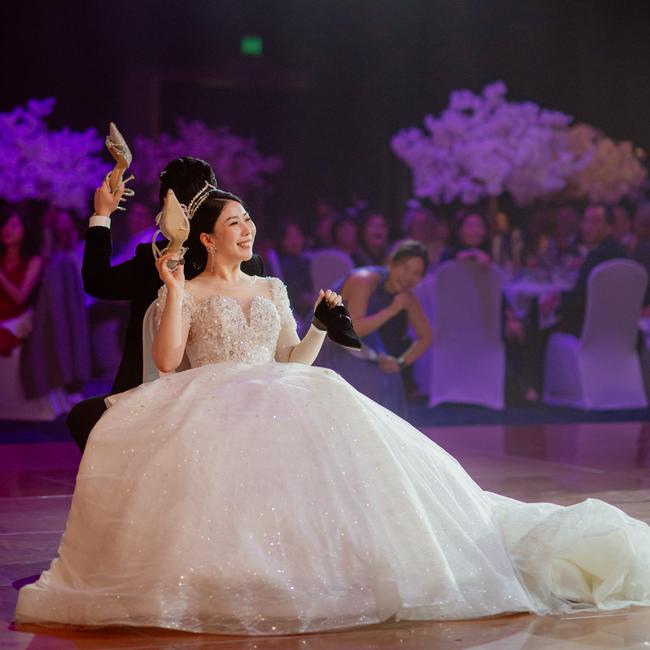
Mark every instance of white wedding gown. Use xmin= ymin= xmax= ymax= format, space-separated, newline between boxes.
xmin=16 ymin=278 xmax=650 ymax=635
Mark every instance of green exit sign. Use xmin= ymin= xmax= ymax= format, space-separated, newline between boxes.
xmin=241 ymin=34 xmax=263 ymax=57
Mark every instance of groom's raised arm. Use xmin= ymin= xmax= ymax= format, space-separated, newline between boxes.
xmin=82 ymin=220 xmax=139 ymax=301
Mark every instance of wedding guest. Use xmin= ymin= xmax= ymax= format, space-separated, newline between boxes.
xmin=331 ymin=215 xmax=361 ymax=263
xmin=41 ymin=207 xmax=84 ymax=266
xmin=356 ymin=211 xmax=390 ymax=266
xmin=401 ymin=205 xmax=445 ymax=268
xmin=277 ymin=221 xmax=313 ymax=324
xmin=522 ymin=205 xmax=626 ymax=399
xmin=539 ymin=204 xmax=626 ymax=334
xmin=440 ymin=209 xmax=492 ymax=267
xmin=0 ymin=207 xmax=43 ymax=356
xmin=315 ymin=240 xmax=432 ymax=418
xmin=542 ymin=205 xmax=583 ymax=277
xmin=311 ymin=198 xmax=339 ymax=248
xmin=613 ymin=204 xmax=635 ymax=254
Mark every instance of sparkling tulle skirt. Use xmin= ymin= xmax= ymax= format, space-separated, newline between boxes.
xmin=16 ymin=362 xmax=650 ymax=634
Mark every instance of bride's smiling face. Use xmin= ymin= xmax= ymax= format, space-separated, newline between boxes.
xmin=210 ymin=200 xmax=256 ymax=261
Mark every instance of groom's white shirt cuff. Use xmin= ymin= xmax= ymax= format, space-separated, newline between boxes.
xmin=89 ymin=215 xmax=111 ymax=228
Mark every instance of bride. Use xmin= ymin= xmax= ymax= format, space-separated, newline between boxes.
xmin=16 ymin=187 xmax=650 ymax=635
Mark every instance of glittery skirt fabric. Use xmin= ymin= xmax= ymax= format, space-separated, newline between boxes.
xmin=15 ymin=362 xmax=650 ymax=634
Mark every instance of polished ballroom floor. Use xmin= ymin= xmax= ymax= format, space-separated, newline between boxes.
xmin=2 ymin=421 xmax=649 ymax=649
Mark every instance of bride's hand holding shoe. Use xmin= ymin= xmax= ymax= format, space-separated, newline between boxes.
xmin=155 ymin=252 xmax=185 ymax=294
xmin=312 ymin=289 xmax=362 ymax=350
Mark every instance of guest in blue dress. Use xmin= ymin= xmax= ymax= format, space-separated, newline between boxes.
xmin=315 ymin=240 xmax=432 ymax=418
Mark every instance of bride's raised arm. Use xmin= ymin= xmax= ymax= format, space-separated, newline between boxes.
xmin=152 ymin=253 xmax=191 ymax=373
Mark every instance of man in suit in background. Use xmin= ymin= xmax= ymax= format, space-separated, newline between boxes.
xmin=523 ymin=204 xmax=626 ymax=399
xmin=67 ymin=158 xmax=265 ymax=451
xmin=540 ymin=204 xmax=626 ymax=335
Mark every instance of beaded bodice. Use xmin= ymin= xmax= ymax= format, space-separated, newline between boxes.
xmin=154 ymin=277 xmax=296 ymax=368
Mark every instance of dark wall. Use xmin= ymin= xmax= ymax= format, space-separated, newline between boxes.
xmin=2 ymin=0 xmax=649 ymax=223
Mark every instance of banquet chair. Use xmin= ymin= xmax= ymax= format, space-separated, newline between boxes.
xmin=307 ymin=249 xmax=354 ymax=295
xmin=0 ymin=312 xmax=58 ymax=420
xmin=426 ymin=261 xmax=505 ymax=409
xmin=543 ymin=259 xmax=648 ymax=409
xmin=141 ymin=301 xmax=191 ymax=383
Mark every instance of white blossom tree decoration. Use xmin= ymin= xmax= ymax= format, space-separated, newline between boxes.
xmin=0 ymin=98 xmax=108 ymax=211
xmin=133 ymin=120 xmax=282 ymax=201
xmin=392 ymin=82 xmax=595 ymax=206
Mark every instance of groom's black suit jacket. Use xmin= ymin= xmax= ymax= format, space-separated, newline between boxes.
xmin=82 ymin=226 xmax=265 ymax=394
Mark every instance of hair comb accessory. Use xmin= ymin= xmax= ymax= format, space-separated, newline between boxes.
xmin=187 ymin=181 xmax=218 ymax=220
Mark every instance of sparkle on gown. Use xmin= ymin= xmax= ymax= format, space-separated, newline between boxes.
xmin=14 ymin=276 xmax=650 ymax=636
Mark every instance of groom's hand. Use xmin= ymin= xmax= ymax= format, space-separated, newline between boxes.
xmin=93 ymin=177 xmax=125 ymax=216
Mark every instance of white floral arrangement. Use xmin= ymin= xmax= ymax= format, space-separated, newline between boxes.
xmin=0 ymin=98 xmax=108 ymax=211
xmin=560 ymin=123 xmax=647 ymax=204
xmin=391 ymin=81 xmax=646 ymax=206
xmin=133 ymin=119 xmax=282 ymax=200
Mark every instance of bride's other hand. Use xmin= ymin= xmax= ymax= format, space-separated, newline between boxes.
xmin=156 ymin=253 xmax=185 ymax=292
xmin=314 ymin=289 xmax=343 ymax=312
xmin=93 ymin=177 xmax=125 ymax=216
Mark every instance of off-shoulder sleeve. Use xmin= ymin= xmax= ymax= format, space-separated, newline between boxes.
xmin=269 ymin=277 xmax=298 ymax=330
xmin=153 ymin=285 xmax=194 ymax=331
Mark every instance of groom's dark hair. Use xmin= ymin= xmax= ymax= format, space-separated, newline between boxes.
xmin=158 ymin=157 xmax=217 ymax=207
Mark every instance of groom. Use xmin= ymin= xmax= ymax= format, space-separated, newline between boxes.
xmin=67 ymin=158 xmax=265 ymax=451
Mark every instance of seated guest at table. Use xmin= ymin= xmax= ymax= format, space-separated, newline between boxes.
xmin=311 ymin=198 xmax=339 ymax=249
xmin=541 ymin=205 xmax=583 ymax=278
xmin=315 ymin=240 xmax=432 ymax=418
xmin=355 ymin=211 xmax=391 ymax=266
xmin=276 ymin=221 xmax=314 ymax=327
xmin=401 ymin=204 xmax=446 ymax=269
xmin=440 ymin=209 xmax=492 ymax=267
xmin=521 ymin=204 xmax=627 ymax=400
xmin=331 ymin=214 xmax=361 ymax=263
xmin=539 ymin=204 xmax=626 ymax=336
xmin=613 ymin=204 xmax=635 ymax=255
xmin=0 ymin=206 xmax=43 ymax=356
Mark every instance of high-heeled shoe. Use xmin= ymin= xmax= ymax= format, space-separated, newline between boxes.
xmin=313 ymin=301 xmax=362 ymax=350
xmin=152 ymin=189 xmax=191 ymax=271
xmin=105 ymin=122 xmax=135 ymax=205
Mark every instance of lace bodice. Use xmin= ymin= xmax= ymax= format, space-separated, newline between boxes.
xmin=154 ymin=277 xmax=297 ymax=368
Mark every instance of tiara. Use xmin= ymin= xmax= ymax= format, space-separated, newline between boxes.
xmin=186 ymin=181 xmax=218 ymax=219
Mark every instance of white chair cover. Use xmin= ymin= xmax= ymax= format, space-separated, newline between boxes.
xmin=543 ymin=259 xmax=648 ymax=409
xmin=141 ymin=300 xmax=190 ymax=384
xmin=307 ymin=249 xmax=354 ymax=294
xmin=0 ymin=311 xmax=60 ymax=421
xmin=426 ymin=261 xmax=505 ymax=409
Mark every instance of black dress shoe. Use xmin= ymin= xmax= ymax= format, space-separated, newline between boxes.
xmin=313 ymin=301 xmax=362 ymax=350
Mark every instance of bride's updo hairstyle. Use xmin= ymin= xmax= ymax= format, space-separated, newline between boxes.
xmin=158 ymin=157 xmax=217 ymax=207
xmin=185 ymin=189 xmax=246 ymax=275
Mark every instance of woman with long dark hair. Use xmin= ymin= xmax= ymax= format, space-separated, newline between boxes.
xmin=0 ymin=205 xmax=42 ymax=355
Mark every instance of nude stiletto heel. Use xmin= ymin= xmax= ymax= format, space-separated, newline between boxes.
xmin=152 ymin=189 xmax=191 ymax=270
xmin=105 ymin=122 xmax=135 ymax=207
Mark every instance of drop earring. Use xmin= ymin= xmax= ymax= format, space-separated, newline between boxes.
xmin=209 ymin=245 xmax=215 ymax=274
